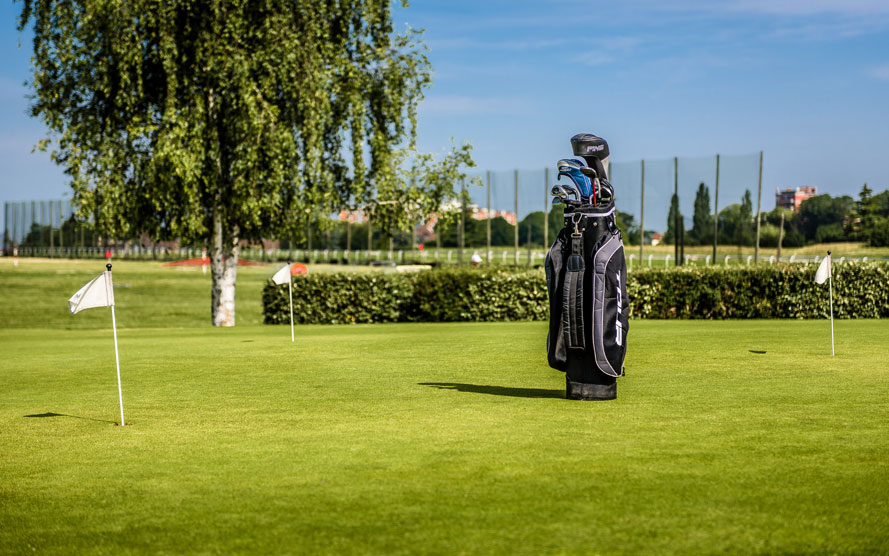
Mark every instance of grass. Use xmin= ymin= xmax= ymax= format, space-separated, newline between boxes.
xmin=1 ymin=259 xmax=888 ymax=555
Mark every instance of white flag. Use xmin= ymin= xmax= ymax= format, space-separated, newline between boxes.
xmin=68 ymin=271 xmax=115 ymax=315
xmin=272 ymin=264 xmax=292 ymax=285
xmin=814 ymin=254 xmax=831 ymax=284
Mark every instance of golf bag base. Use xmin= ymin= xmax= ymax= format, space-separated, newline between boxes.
xmin=566 ymin=376 xmax=616 ymax=401
xmin=565 ymin=357 xmax=617 ymax=400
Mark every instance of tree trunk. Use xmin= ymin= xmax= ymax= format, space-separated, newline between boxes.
xmin=210 ymin=211 xmax=238 ymax=327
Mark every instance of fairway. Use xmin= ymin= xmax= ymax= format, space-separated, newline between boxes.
xmin=1 ymin=261 xmax=888 ymax=554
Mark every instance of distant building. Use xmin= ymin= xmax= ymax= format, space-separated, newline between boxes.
xmin=650 ymin=233 xmax=664 ymax=246
xmin=337 ymin=210 xmax=367 ymax=223
xmin=473 ymin=207 xmax=516 ymax=226
xmin=775 ymin=186 xmax=817 ymax=211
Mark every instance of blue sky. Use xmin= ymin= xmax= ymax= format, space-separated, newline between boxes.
xmin=2 ymin=0 xmax=888 ymax=212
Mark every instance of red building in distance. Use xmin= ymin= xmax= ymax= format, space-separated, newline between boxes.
xmin=775 ymin=186 xmax=817 ymax=211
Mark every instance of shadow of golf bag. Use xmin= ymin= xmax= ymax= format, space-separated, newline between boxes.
xmin=545 ymin=134 xmax=629 ymax=400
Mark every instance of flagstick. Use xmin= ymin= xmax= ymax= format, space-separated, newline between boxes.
xmin=111 ymin=304 xmax=126 ymax=425
xmin=828 ymin=250 xmax=834 ymax=357
xmin=288 ymin=279 xmax=294 ymax=343
xmin=106 ymin=264 xmax=125 ymax=425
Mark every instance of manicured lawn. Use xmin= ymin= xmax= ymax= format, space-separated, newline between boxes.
xmin=1 ymin=259 xmax=888 ymax=554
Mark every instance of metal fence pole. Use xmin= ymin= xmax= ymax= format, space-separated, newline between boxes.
xmin=713 ymin=153 xmax=719 ymax=264
xmin=458 ymin=181 xmax=465 ymax=265
xmin=777 ymin=211 xmax=784 ymax=259
xmin=58 ymin=199 xmax=63 ymax=253
xmin=3 ymin=203 xmax=8 ymax=252
xmin=49 ymin=200 xmax=54 ymax=256
xmin=543 ymin=167 xmax=549 ymax=250
xmin=9 ymin=202 xmax=15 ymax=251
xmin=673 ymin=157 xmax=679 ymax=266
xmin=640 ymin=159 xmax=645 ymax=261
xmin=754 ymin=150 xmax=763 ymax=264
xmin=40 ymin=200 xmax=45 ymax=249
xmin=486 ymin=170 xmax=491 ymax=263
xmin=513 ymin=169 xmax=519 ymax=266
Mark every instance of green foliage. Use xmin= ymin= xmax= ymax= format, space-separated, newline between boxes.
xmin=717 ymin=190 xmax=755 ymax=247
xmin=854 ymin=185 xmax=889 ymax=247
xmin=19 ymin=0 xmax=434 ymax=244
xmin=689 ymin=182 xmax=712 ymax=246
xmin=548 ymin=205 xmax=565 ymax=242
xmin=264 ymin=273 xmax=416 ymax=324
xmin=798 ymin=194 xmax=853 ymax=243
xmin=664 ymin=193 xmax=683 ymax=244
xmin=263 ymin=268 xmax=548 ymax=324
xmin=868 ymin=217 xmax=889 ymax=247
xmin=518 ymin=211 xmax=545 ymax=246
xmin=263 ymin=264 xmax=889 ymax=323
xmin=629 ymin=264 xmax=889 ymax=319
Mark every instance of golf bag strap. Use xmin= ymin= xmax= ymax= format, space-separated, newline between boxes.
xmin=562 ymin=221 xmax=585 ymax=350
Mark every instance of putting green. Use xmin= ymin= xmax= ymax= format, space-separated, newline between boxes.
xmin=1 ymin=260 xmax=887 ymax=554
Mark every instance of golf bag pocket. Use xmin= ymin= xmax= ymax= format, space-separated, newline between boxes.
xmin=562 ymin=245 xmax=585 ymax=350
xmin=592 ymin=233 xmax=629 ymax=377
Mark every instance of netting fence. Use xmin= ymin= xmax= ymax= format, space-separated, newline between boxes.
xmin=4 ymin=152 xmax=789 ymax=265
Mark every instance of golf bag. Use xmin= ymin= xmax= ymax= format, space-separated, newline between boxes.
xmin=545 ymin=134 xmax=629 ymax=400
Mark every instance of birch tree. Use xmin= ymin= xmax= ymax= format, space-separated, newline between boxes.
xmin=19 ymin=0 xmax=440 ymax=326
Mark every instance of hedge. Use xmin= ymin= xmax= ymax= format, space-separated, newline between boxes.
xmin=262 ymin=263 xmax=889 ymax=324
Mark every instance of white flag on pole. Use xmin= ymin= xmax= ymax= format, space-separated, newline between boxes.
xmin=272 ymin=264 xmax=291 ymax=285
xmin=814 ymin=254 xmax=831 ymax=284
xmin=68 ymin=271 xmax=115 ymax=314
xmin=272 ymin=264 xmax=296 ymax=342
xmin=68 ymin=265 xmax=126 ymax=425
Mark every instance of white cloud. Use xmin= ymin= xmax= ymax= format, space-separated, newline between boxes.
xmin=418 ymin=95 xmax=534 ymax=116
xmin=649 ymin=0 xmax=889 ymax=16
xmin=868 ymin=65 xmax=889 ymax=81
xmin=426 ymin=37 xmax=572 ymax=51
xmin=572 ymin=36 xmax=643 ymax=66
xmin=727 ymin=0 xmax=889 ymax=16
xmin=768 ymin=19 xmax=889 ymax=40
xmin=574 ymin=53 xmax=615 ymax=66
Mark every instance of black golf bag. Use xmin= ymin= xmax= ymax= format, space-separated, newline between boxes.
xmin=545 ymin=134 xmax=629 ymax=400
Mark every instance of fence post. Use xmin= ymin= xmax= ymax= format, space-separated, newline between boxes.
xmin=486 ymin=170 xmax=491 ymax=263
xmin=514 ymin=169 xmax=519 ymax=266
xmin=58 ymin=199 xmax=63 ymax=255
xmin=459 ymin=180 xmax=465 ymax=265
xmin=777 ymin=210 xmax=784 ymax=259
xmin=543 ymin=167 xmax=549 ymax=250
xmin=640 ymin=158 xmax=645 ymax=261
xmin=39 ymin=200 xmax=45 ymax=249
xmin=673 ymin=157 xmax=679 ymax=266
xmin=49 ymin=200 xmax=54 ymax=257
xmin=754 ymin=150 xmax=763 ymax=263
xmin=713 ymin=153 xmax=719 ymax=264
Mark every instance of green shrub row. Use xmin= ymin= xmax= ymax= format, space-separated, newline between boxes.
xmin=628 ymin=263 xmax=889 ymax=318
xmin=262 ymin=269 xmax=548 ymax=324
xmin=262 ymin=263 xmax=889 ymax=324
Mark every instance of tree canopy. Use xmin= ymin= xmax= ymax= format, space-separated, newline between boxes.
xmin=19 ymin=0 xmax=468 ymax=325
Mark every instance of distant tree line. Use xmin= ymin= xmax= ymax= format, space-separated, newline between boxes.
xmin=662 ymin=183 xmax=889 ymax=248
